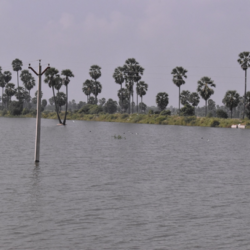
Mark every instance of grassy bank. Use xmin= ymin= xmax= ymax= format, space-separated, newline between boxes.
xmin=0 ymin=110 xmax=250 ymax=128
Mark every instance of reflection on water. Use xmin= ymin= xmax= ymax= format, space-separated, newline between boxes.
xmin=0 ymin=117 xmax=250 ymax=249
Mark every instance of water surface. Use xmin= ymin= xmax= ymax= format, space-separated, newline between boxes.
xmin=1 ymin=117 xmax=250 ymax=249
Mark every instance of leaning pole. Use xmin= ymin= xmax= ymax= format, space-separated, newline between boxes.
xmin=29 ymin=60 xmax=50 ymax=162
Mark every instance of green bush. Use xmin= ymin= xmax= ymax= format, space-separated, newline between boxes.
xmin=160 ymin=110 xmax=171 ymax=116
xmin=180 ymin=104 xmax=195 ymax=116
xmin=154 ymin=111 xmax=160 ymax=114
xmin=89 ymin=105 xmax=103 ymax=114
xmin=148 ymin=109 xmax=154 ymax=114
xmin=210 ymin=120 xmax=220 ymax=127
xmin=9 ymin=101 xmax=23 ymax=115
xmin=217 ymin=109 xmax=228 ymax=118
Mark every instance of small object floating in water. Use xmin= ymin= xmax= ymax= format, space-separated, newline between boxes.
xmin=72 ymin=120 xmax=75 ymax=122
xmin=201 ymin=137 xmax=203 ymax=139
xmin=90 ymin=131 xmax=91 ymax=132
xmin=238 ymin=124 xmax=246 ymax=129
xmin=57 ymin=124 xmax=63 ymax=126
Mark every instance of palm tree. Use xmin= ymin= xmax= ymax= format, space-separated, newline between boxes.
xmin=0 ymin=74 xmax=5 ymax=107
xmin=5 ymin=83 xmax=16 ymax=108
xmin=171 ymin=67 xmax=188 ymax=113
xmin=237 ymin=51 xmax=250 ymax=118
xmin=113 ymin=67 xmax=124 ymax=108
xmin=189 ymin=92 xmax=200 ymax=115
xmin=180 ymin=90 xmax=190 ymax=105
xmin=136 ymin=81 xmax=148 ymax=113
xmin=117 ymin=87 xmax=129 ymax=112
xmin=89 ymin=65 xmax=101 ymax=103
xmin=156 ymin=92 xmax=169 ymax=111
xmin=82 ymin=79 xmax=93 ymax=102
xmin=61 ymin=69 xmax=74 ymax=125
xmin=20 ymin=70 xmax=35 ymax=96
xmin=197 ymin=76 xmax=216 ymax=116
xmin=0 ymin=71 xmax=12 ymax=107
xmin=56 ymin=92 xmax=67 ymax=112
xmin=44 ymin=67 xmax=62 ymax=124
xmin=222 ymin=90 xmax=240 ymax=118
xmin=123 ymin=58 xmax=144 ymax=114
xmin=92 ymin=81 xmax=102 ymax=104
xmin=12 ymin=59 xmax=23 ymax=89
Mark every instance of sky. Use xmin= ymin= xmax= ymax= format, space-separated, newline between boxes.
xmin=1 ymin=0 xmax=250 ymax=107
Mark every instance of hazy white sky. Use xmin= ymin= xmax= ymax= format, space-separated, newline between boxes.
xmin=1 ymin=0 xmax=250 ymax=107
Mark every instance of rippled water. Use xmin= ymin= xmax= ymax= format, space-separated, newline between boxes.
xmin=1 ymin=117 xmax=250 ymax=249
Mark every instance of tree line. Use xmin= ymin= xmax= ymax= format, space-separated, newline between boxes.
xmin=1 ymin=52 xmax=250 ymax=124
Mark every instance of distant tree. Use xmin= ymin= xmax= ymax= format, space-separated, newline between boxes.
xmin=118 ymin=87 xmax=129 ymax=112
xmin=217 ymin=109 xmax=228 ymax=118
xmin=189 ymin=92 xmax=200 ymax=115
xmin=222 ymin=90 xmax=240 ymax=118
xmin=88 ymin=96 xmax=96 ymax=105
xmin=9 ymin=101 xmax=23 ymax=115
xmin=89 ymin=65 xmax=101 ymax=103
xmin=171 ymin=66 xmax=188 ymax=113
xmin=82 ymin=79 xmax=93 ymax=102
xmin=56 ymin=92 xmax=67 ymax=112
xmin=77 ymin=101 xmax=86 ymax=109
xmin=136 ymin=81 xmax=148 ymax=113
xmin=92 ymin=81 xmax=102 ymax=102
xmin=180 ymin=104 xmax=195 ymax=116
xmin=44 ymin=67 xmax=62 ymax=124
xmin=98 ymin=98 xmax=106 ymax=106
xmin=0 ymin=73 xmax=5 ymax=106
xmin=139 ymin=102 xmax=147 ymax=113
xmin=15 ymin=86 xmax=26 ymax=103
xmin=237 ymin=51 xmax=250 ymax=118
xmin=207 ymin=99 xmax=216 ymax=116
xmin=61 ymin=69 xmax=74 ymax=125
xmin=104 ymin=98 xmax=118 ymax=114
xmin=20 ymin=70 xmax=35 ymax=96
xmin=12 ymin=59 xmax=23 ymax=89
xmin=180 ymin=90 xmax=190 ymax=106
xmin=0 ymin=71 xmax=12 ymax=105
xmin=244 ymin=91 xmax=250 ymax=119
xmin=189 ymin=92 xmax=200 ymax=107
xmin=42 ymin=99 xmax=47 ymax=109
xmin=123 ymin=58 xmax=144 ymax=113
xmin=156 ymin=92 xmax=169 ymax=111
xmin=5 ymin=83 xmax=16 ymax=108
xmin=197 ymin=76 xmax=216 ymax=116
xmin=49 ymin=96 xmax=55 ymax=106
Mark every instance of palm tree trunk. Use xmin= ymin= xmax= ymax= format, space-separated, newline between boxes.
xmin=1 ymin=87 xmax=3 ymax=109
xmin=231 ymin=108 xmax=232 ymax=118
xmin=137 ymin=93 xmax=138 ymax=113
xmin=17 ymin=71 xmax=19 ymax=88
xmin=206 ymin=100 xmax=207 ymax=116
xmin=179 ymin=86 xmax=180 ymax=115
xmin=52 ymin=86 xmax=62 ymax=124
xmin=63 ymin=85 xmax=68 ymax=125
xmin=243 ymin=69 xmax=247 ymax=119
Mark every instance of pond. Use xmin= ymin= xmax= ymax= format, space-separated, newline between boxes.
xmin=1 ymin=117 xmax=250 ymax=249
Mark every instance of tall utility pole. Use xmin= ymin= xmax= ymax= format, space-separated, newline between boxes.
xmin=29 ymin=60 xmax=50 ymax=162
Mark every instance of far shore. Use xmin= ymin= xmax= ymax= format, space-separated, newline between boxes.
xmin=0 ymin=111 xmax=249 ymax=129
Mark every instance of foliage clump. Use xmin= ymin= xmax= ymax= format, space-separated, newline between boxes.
xmin=160 ymin=110 xmax=171 ymax=116
xmin=216 ymin=109 xmax=228 ymax=118
xmin=9 ymin=101 xmax=23 ymax=115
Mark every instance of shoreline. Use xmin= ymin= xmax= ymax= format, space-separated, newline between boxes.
xmin=0 ymin=111 xmax=249 ymax=129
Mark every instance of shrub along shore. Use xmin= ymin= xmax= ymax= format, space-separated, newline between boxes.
xmin=0 ymin=110 xmax=249 ymax=128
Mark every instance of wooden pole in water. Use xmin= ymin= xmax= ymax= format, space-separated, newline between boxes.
xmin=29 ymin=60 xmax=50 ymax=163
